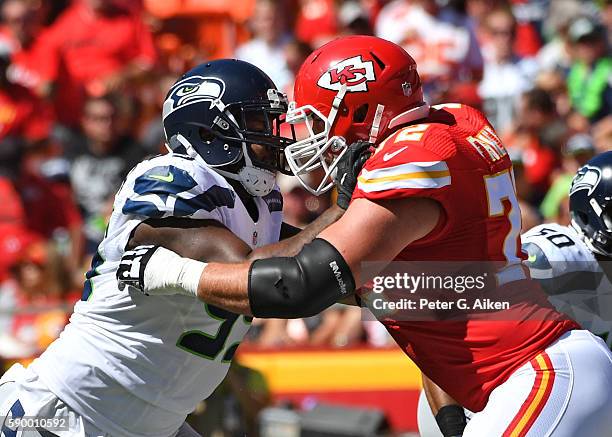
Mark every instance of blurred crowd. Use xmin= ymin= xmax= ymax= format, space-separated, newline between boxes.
xmin=0 ymin=0 xmax=610 ymax=370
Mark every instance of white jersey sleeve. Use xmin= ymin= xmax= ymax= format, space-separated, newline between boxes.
xmin=521 ymin=223 xmax=599 ymax=281
xmin=26 ymin=153 xmax=283 ymax=437
xmin=521 ymin=223 xmax=612 ymax=349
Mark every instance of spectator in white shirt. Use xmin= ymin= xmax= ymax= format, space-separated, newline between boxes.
xmin=234 ymin=0 xmax=292 ymax=92
xmin=478 ymin=7 xmax=537 ymax=135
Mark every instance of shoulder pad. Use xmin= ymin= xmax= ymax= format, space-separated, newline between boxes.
xmin=356 ymin=127 xmax=453 ymax=198
xmin=522 ymin=241 xmax=553 ymax=279
xmin=521 ymin=224 xmax=591 ymax=262
xmin=122 ymin=159 xmax=235 ymax=219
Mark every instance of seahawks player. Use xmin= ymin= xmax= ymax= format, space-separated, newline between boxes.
xmin=0 ymin=60 xmax=365 ymax=437
xmin=418 ymin=151 xmax=612 ymax=437
xmin=522 ymin=152 xmax=612 ymax=350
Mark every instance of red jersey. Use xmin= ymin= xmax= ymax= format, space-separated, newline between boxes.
xmin=353 ymin=104 xmax=577 ymax=412
xmin=36 ymin=1 xmax=156 ymax=125
xmin=0 ymin=27 xmax=53 ymax=93
xmin=0 ymin=84 xmax=53 ymax=141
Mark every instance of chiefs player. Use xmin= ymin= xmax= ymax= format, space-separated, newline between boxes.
xmin=119 ymin=36 xmax=612 ymax=435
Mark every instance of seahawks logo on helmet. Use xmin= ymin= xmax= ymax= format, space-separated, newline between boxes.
xmin=570 ymin=165 xmax=602 ymax=196
xmin=163 ymin=76 xmax=226 ymax=118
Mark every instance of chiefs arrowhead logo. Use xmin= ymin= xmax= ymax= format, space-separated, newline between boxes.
xmin=317 ymin=56 xmax=376 ymax=93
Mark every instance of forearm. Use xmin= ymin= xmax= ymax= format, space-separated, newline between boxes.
xmin=423 ymin=374 xmax=459 ymax=415
xmin=123 ymin=229 xmax=355 ymax=319
xmin=138 ymin=238 xmax=355 ymax=318
xmin=197 ymin=262 xmax=252 ymax=315
xmin=422 ymin=375 xmax=467 ymax=437
xmin=247 ymin=205 xmax=344 ymax=260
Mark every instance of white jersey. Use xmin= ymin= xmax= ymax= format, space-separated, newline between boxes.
xmin=522 ymin=223 xmax=612 ymax=349
xmin=25 ymin=153 xmax=283 ymax=437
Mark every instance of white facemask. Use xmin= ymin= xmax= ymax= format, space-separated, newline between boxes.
xmin=284 ymin=85 xmax=349 ymax=196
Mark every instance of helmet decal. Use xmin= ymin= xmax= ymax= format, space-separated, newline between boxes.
xmin=164 ymin=76 xmax=226 ymax=117
xmin=570 ymin=165 xmax=602 ymax=196
xmin=317 ymin=55 xmax=375 ymax=92
xmin=402 ymin=81 xmax=413 ymax=97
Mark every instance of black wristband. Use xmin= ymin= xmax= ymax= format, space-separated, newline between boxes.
xmin=435 ymin=405 xmax=467 ymax=437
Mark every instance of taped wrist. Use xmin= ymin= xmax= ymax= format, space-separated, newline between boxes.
xmin=143 ymin=247 xmax=205 ymax=297
xmin=248 ymin=238 xmax=355 ymax=318
xmin=435 ymin=405 xmax=467 ymax=437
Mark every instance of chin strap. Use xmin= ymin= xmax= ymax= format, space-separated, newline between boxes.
xmin=167 ymin=133 xmax=199 ymax=158
xmin=327 ymin=84 xmax=348 ymax=133
xmin=368 ymin=104 xmax=385 ymax=143
xmin=215 ymin=165 xmax=276 ymax=197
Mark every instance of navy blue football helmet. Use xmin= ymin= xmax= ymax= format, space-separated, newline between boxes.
xmin=570 ymin=151 xmax=612 ymax=257
xmin=162 ymin=59 xmax=294 ymax=196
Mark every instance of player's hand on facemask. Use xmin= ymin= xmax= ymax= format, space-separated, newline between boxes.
xmin=117 ymin=245 xmax=203 ymax=298
xmin=334 ymin=140 xmax=373 ymax=210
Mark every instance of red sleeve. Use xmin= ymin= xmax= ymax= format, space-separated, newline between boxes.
xmin=131 ymin=15 xmax=157 ymax=66
xmin=28 ymin=27 xmax=61 ymax=82
xmin=352 ymin=124 xmax=455 ymax=203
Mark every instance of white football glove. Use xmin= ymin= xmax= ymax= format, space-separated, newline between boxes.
xmin=117 ymin=245 xmax=205 ymax=297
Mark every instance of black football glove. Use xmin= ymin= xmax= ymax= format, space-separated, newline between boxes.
xmin=116 ymin=245 xmax=159 ymax=293
xmin=334 ymin=140 xmax=373 ymax=210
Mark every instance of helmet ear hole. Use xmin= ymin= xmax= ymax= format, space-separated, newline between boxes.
xmin=353 ymin=104 xmax=369 ymax=123
xmin=199 ymin=127 xmax=216 ymax=144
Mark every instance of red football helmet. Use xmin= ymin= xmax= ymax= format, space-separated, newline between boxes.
xmin=285 ymin=35 xmax=429 ymax=194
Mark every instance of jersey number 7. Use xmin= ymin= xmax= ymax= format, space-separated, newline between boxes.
xmin=484 ymin=169 xmax=522 ymax=262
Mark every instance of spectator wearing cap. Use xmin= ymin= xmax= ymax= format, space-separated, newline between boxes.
xmin=478 ymin=7 xmax=538 ymax=135
xmin=540 ymin=133 xmax=596 ymax=224
xmin=567 ymin=16 xmax=612 ymax=123
xmin=235 ymin=0 xmax=292 ymax=93
xmin=64 ymin=94 xmax=145 ymax=254
xmin=35 ymin=0 xmax=157 ymax=127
